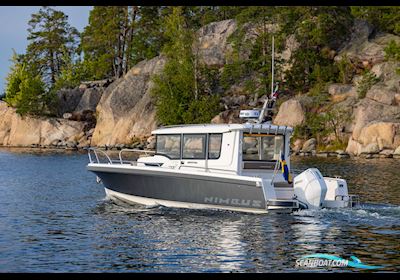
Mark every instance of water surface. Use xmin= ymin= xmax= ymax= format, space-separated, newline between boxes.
xmin=0 ymin=148 xmax=399 ymax=272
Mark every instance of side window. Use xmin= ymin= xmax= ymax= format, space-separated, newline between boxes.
xmin=208 ymin=134 xmax=222 ymax=159
xmin=156 ymin=134 xmax=181 ymax=159
xmin=242 ymin=134 xmax=284 ymax=161
xmin=183 ymin=134 xmax=206 ymax=159
xmin=243 ymin=136 xmax=259 ymax=160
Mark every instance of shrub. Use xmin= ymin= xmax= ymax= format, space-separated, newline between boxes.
xmin=384 ymin=40 xmax=400 ymax=75
xmin=336 ymin=54 xmax=356 ymax=84
xmin=356 ymin=70 xmax=379 ymax=99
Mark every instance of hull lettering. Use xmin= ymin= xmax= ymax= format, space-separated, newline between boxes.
xmin=203 ymin=196 xmax=262 ymax=208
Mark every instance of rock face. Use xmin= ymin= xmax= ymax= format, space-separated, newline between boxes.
xmin=394 ymin=146 xmax=400 ymax=157
xmin=347 ymin=121 xmax=400 ymax=155
xmin=211 ymin=109 xmax=243 ymax=124
xmin=301 ymin=138 xmax=317 ymax=153
xmin=92 ymin=19 xmax=244 ymax=146
xmin=196 ymin=19 xmax=237 ymax=67
xmin=366 ymin=85 xmax=398 ymax=106
xmin=2 ymin=18 xmax=400 ymax=157
xmin=327 ymin=20 xmax=400 ymax=156
xmin=56 ymin=88 xmax=84 ymax=117
xmin=273 ymin=99 xmax=305 ymax=127
xmin=0 ymin=101 xmax=85 ymax=147
xmin=292 ymin=139 xmax=304 ymax=153
xmin=91 ymin=56 xmax=166 ymax=147
xmin=75 ymin=87 xmax=104 ymax=112
xmin=335 ymin=20 xmax=400 ymax=66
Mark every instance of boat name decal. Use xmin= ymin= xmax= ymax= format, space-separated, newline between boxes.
xmin=204 ymin=196 xmax=262 ymax=208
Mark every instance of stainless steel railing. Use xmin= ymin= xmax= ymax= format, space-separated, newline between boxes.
xmin=87 ymin=147 xmax=155 ymax=164
xmin=87 ymin=147 xmax=113 ymax=164
xmin=335 ymin=194 xmax=360 ymax=208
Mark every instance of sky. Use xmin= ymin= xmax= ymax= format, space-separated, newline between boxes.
xmin=0 ymin=6 xmax=92 ymax=94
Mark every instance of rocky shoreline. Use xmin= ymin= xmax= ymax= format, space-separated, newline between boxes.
xmin=1 ymin=19 xmax=400 ymax=159
xmin=293 ymin=150 xmax=400 ymax=159
xmin=2 ymin=144 xmax=400 ymax=161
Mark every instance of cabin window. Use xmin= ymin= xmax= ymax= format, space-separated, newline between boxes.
xmin=208 ymin=133 xmax=222 ymax=159
xmin=182 ymin=134 xmax=206 ymax=159
xmin=242 ymin=134 xmax=284 ymax=161
xmin=156 ymin=134 xmax=181 ymax=159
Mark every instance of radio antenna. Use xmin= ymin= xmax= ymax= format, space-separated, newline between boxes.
xmin=257 ymin=35 xmax=275 ymax=124
xmin=271 ymin=35 xmax=274 ymax=98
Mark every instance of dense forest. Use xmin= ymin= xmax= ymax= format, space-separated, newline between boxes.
xmin=2 ymin=6 xmax=400 ymax=130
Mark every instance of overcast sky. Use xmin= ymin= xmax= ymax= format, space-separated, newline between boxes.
xmin=0 ymin=6 xmax=92 ymax=94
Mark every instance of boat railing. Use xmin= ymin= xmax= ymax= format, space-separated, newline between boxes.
xmin=335 ymin=194 xmax=360 ymax=208
xmin=87 ymin=147 xmax=156 ymax=165
xmin=87 ymin=147 xmax=113 ymax=164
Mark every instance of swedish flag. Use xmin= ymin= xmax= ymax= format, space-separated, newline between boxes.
xmin=280 ymin=153 xmax=293 ymax=184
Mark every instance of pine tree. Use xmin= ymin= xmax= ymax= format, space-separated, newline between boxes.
xmin=351 ymin=6 xmax=400 ymax=36
xmin=4 ymin=51 xmax=46 ymax=116
xmin=26 ymin=7 xmax=79 ymax=86
xmin=81 ymin=6 xmax=139 ymax=80
xmin=129 ymin=6 xmax=166 ymax=66
xmin=151 ymin=7 xmax=220 ymax=125
xmin=224 ymin=6 xmax=283 ymax=102
xmin=278 ymin=6 xmax=353 ymax=92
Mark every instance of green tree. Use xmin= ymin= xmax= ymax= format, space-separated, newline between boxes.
xmin=351 ymin=6 xmax=400 ymax=35
xmin=4 ymin=52 xmax=47 ymax=115
xmin=129 ymin=6 xmax=167 ymax=66
xmin=53 ymin=47 xmax=87 ymax=91
xmin=336 ymin=54 xmax=356 ymax=84
xmin=151 ymin=7 xmax=220 ymax=125
xmin=26 ymin=7 xmax=79 ymax=86
xmin=81 ymin=6 xmax=139 ymax=80
xmin=280 ymin=6 xmax=353 ymax=93
xmin=356 ymin=69 xmax=379 ymax=99
xmin=225 ymin=7 xmax=284 ymax=102
xmin=325 ymin=106 xmax=352 ymax=145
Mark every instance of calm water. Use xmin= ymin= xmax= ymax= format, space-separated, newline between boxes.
xmin=0 ymin=148 xmax=399 ymax=272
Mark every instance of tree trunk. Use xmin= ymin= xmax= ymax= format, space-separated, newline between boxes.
xmin=125 ymin=6 xmax=138 ymax=73
xmin=49 ymin=49 xmax=56 ymax=85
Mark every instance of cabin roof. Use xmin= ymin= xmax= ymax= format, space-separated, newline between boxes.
xmin=151 ymin=123 xmax=293 ymax=135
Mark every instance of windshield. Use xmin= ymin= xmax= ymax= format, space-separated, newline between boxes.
xmin=156 ymin=134 xmax=181 ymax=159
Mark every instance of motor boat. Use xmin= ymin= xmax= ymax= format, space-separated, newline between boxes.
xmin=87 ymin=35 xmax=359 ymax=214
xmin=86 ymin=114 xmax=359 ymax=214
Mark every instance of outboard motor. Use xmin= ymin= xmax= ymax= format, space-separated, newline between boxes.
xmin=293 ymin=168 xmax=327 ymax=209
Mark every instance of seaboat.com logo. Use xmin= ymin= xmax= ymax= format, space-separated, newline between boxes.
xmin=296 ymin=254 xmax=384 ymax=270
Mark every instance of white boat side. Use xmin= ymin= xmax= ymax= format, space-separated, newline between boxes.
xmin=87 ymin=120 xmax=358 ymax=213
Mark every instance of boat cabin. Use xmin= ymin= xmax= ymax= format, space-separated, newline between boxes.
xmin=139 ymin=123 xmax=293 ymax=180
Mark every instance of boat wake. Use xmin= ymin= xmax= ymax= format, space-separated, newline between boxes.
xmin=292 ymin=203 xmax=400 ymax=227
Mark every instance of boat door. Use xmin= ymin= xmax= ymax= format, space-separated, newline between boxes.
xmin=180 ymin=133 xmax=207 ymax=171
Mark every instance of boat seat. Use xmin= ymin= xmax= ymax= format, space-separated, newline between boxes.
xmin=274 ymin=181 xmax=293 ymax=188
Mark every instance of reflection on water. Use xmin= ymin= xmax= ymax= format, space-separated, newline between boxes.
xmin=0 ymin=148 xmax=399 ymax=272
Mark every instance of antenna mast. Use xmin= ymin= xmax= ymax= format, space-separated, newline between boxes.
xmin=257 ymin=35 xmax=275 ymax=124
xmin=271 ymin=35 xmax=274 ymax=97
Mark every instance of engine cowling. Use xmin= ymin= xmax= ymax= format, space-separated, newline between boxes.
xmin=293 ymin=168 xmax=327 ymax=209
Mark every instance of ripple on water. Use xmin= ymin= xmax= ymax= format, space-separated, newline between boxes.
xmin=0 ymin=150 xmax=399 ymax=272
